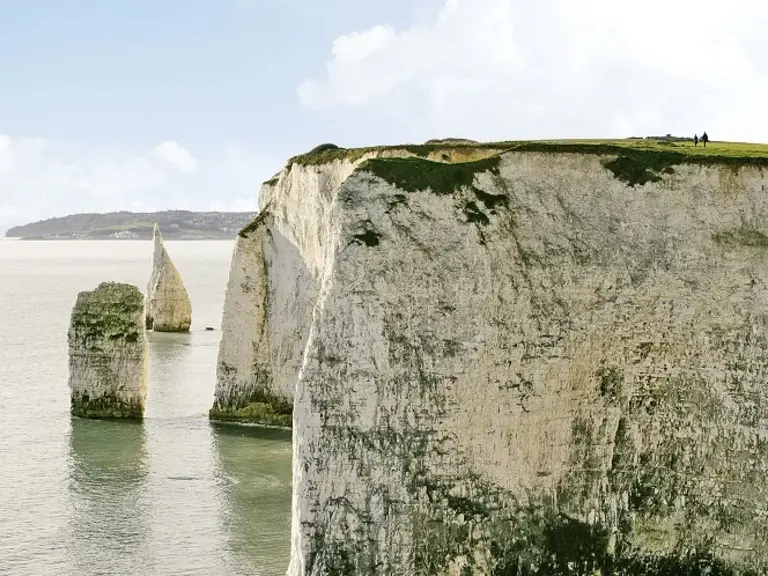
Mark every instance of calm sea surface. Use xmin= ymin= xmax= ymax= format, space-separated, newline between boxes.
xmin=0 ymin=239 xmax=292 ymax=576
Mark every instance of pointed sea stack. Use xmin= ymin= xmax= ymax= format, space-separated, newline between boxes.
xmin=145 ymin=223 xmax=192 ymax=332
xmin=68 ymin=282 xmax=148 ymax=418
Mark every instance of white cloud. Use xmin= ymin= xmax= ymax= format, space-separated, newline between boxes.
xmin=0 ymin=134 xmax=275 ymax=233
xmin=299 ymin=0 xmax=768 ymax=142
xmin=152 ymin=140 xmax=199 ymax=173
xmin=299 ymin=0 xmax=523 ymax=111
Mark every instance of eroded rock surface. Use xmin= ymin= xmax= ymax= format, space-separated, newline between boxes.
xmin=68 ymin=281 xmax=148 ymax=418
xmin=218 ymin=143 xmax=768 ymax=575
xmin=210 ymin=209 xmax=316 ymax=427
xmin=146 ymin=223 xmax=192 ymax=332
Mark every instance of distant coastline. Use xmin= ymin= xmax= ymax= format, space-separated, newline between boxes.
xmin=5 ymin=210 xmax=257 ymax=240
xmin=16 ymin=236 xmax=237 ymax=241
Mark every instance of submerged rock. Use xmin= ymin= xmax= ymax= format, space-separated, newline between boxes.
xmin=68 ymin=282 xmax=148 ymax=419
xmin=217 ymin=142 xmax=768 ymax=575
xmin=145 ymin=223 xmax=192 ymax=332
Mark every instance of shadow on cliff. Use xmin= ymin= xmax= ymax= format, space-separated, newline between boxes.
xmin=210 ymin=422 xmax=292 ymax=575
xmin=64 ymin=418 xmax=151 ymax=573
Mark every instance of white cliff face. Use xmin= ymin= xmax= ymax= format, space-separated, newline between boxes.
xmin=220 ymin=145 xmax=768 ymax=575
xmin=211 ymin=149 xmax=506 ymax=426
xmin=146 ymin=223 xmax=192 ymax=332
xmin=67 ymin=281 xmax=148 ymax=418
xmin=211 ymin=213 xmax=302 ymax=426
xmin=211 ymin=160 xmax=360 ymax=425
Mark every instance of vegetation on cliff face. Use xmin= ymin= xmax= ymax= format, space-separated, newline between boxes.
xmin=238 ymin=207 xmax=271 ymax=238
xmin=209 ymin=367 xmax=293 ymax=428
xmin=280 ymin=138 xmax=768 ymax=193
xmin=712 ymin=228 xmax=768 ymax=248
xmin=507 ymin=140 xmax=768 ymax=186
xmin=360 ymin=155 xmax=502 ymax=195
xmin=71 ymin=393 xmax=145 ymax=419
xmin=289 ymin=144 xmax=431 ymax=166
xmin=70 ymin=282 xmax=145 ymax=345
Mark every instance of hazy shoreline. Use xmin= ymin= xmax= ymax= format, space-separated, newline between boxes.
xmin=13 ymin=237 xmax=237 ymax=241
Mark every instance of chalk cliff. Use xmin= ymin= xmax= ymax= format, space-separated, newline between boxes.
xmin=146 ymin=223 xmax=192 ymax=332
xmin=216 ymin=142 xmax=768 ymax=574
xmin=68 ymin=281 xmax=148 ymax=418
xmin=209 ymin=211 xmax=304 ymax=426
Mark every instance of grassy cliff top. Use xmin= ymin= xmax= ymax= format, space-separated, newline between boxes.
xmin=266 ymin=138 xmax=768 ymax=192
xmin=73 ymin=282 xmax=145 ymax=316
xmin=70 ymin=282 xmax=145 ymax=341
xmin=289 ymin=138 xmax=768 ymax=167
xmin=311 ymin=138 xmax=768 ymax=190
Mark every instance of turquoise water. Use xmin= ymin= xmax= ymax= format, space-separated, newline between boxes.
xmin=0 ymin=240 xmax=292 ymax=576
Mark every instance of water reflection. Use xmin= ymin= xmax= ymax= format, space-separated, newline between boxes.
xmin=212 ymin=423 xmax=293 ymax=576
xmin=66 ymin=418 xmax=151 ymax=576
xmin=146 ymin=331 xmax=200 ymax=419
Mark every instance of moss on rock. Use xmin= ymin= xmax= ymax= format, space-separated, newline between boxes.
xmin=713 ymin=228 xmax=768 ymax=248
xmin=71 ymin=393 xmax=144 ymax=419
xmin=360 ymin=155 xmax=502 ymax=195
xmin=238 ymin=207 xmax=271 ymax=238
xmin=68 ymin=282 xmax=147 ymax=419
xmin=209 ymin=402 xmax=292 ymax=428
xmin=209 ymin=384 xmax=293 ymax=428
xmin=282 ymin=139 xmax=768 ymax=192
xmin=70 ymin=282 xmax=145 ymax=344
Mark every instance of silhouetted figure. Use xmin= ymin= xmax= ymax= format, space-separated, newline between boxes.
xmin=694 ymin=134 xmax=699 ymax=147
xmin=702 ymin=132 xmax=709 ymax=147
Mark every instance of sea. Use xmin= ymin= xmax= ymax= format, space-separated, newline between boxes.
xmin=0 ymin=239 xmax=292 ymax=576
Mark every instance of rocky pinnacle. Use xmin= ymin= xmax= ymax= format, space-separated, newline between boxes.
xmin=145 ymin=223 xmax=192 ymax=332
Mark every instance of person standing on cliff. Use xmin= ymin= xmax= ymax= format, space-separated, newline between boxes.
xmin=694 ymin=134 xmax=699 ymax=147
xmin=702 ymin=132 xmax=709 ymax=147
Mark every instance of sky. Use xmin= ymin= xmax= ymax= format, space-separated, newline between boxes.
xmin=2 ymin=0 xmax=768 ymax=232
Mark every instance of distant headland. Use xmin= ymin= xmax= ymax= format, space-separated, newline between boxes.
xmin=5 ymin=210 xmax=257 ymax=240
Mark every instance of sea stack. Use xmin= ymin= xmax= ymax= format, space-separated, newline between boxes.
xmin=145 ymin=223 xmax=192 ymax=332
xmin=68 ymin=282 xmax=148 ymax=418
xmin=209 ymin=210 xmax=298 ymax=427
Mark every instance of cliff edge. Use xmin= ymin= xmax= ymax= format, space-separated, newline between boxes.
xmin=215 ymin=140 xmax=768 ymax=575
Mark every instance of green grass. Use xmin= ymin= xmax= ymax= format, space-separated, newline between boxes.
xmin=208 ymin=402 xmax=292 ymax=428
xmin=713 ymin=228 xmax=768 ymax=248
xmin=504 ymin=138 xmax=768 ymax=160
xmin=504 ymin=140 xmax=768 ymax=186
xmin=238 ymin=208 xmax=270 ymax=238
xmin=88 ymin=221 xmax=156 ymax=234
xmin=360 ymin=155 xmax=501 ymax=195
xmin=290 ymin=138 xmax=768 ymax=166
xmin=289 ymin=144 xmax=433 ymax=166
xmin=278 ymin=138 xmax=768 ymax=192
